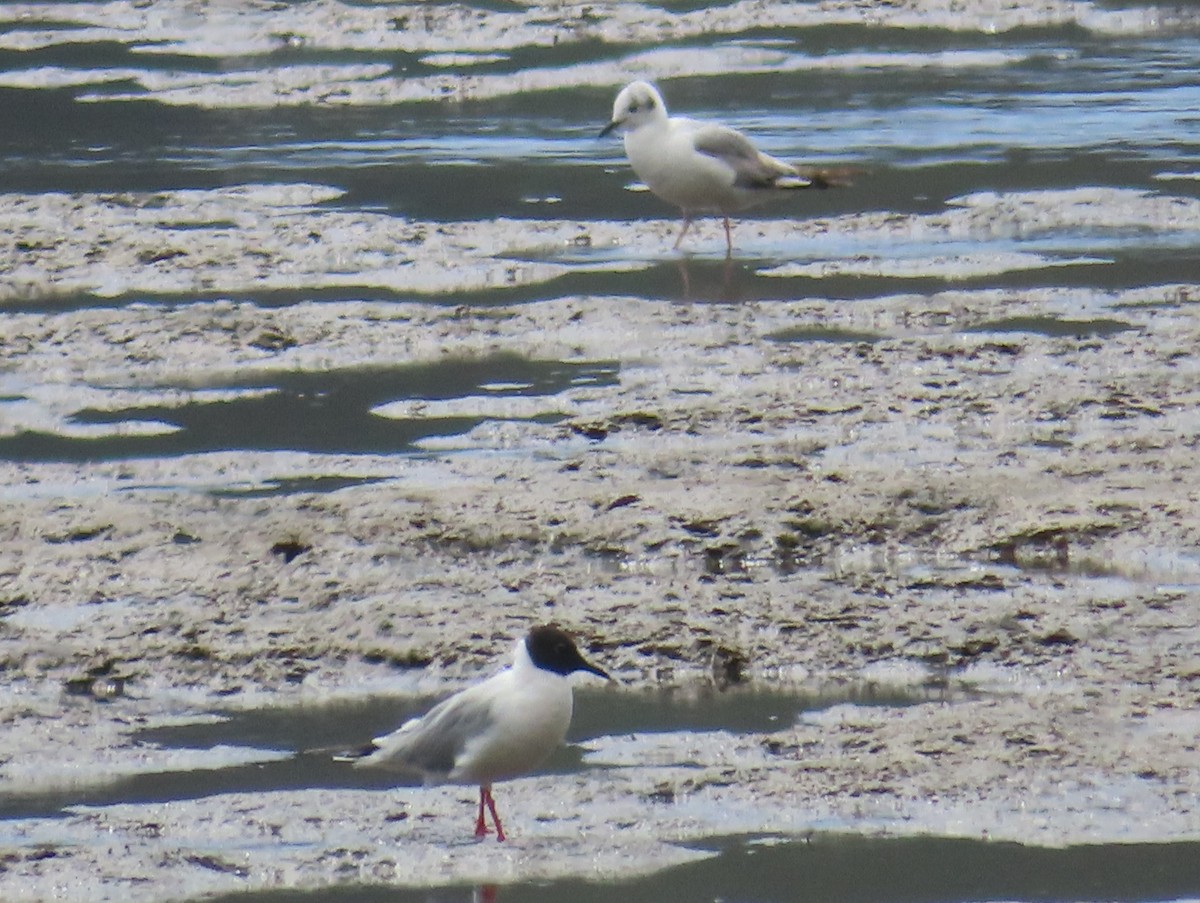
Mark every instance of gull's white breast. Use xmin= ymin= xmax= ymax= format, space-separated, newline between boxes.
xmin=452 ymin=664 xmax=574 ymax=784
xmin=624 ymin=117 xmax=745 ymax=214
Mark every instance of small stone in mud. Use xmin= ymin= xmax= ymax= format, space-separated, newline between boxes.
xmin=679 ymin=518 xmax=721 ymax=538
xmin=44 ymin=524 xmax=114 ymax=544
xmin=361 ymin=648 xmax=433 ymax=670
xmin=952 ymin=637 xmax=1000 ymax=660
xmin=184 ymin=854 xmax=248 ymax=878
xmin=136 ymin=248 xmax=187 ymax=265
xmin=614 ymin=411 xmax=665 ymax=431
xmin=644 ymin=783 xmax=676 ymax=804
xmin=605 ymin=494 xmax=639 ymax=511
xmin=249 ymin=327 xmax=298 ymax=352
xmin=180 ymin=643 xmax=214 ymax=661
xmin=64 ymin=663 xmax=129 ymax=700
xmin=569 ymin=422 xmax=608 ymax=440
xmin=1037 ymin=628 xmax=1078 ymax=647
xmin=782 ymin=517 xmax=837 ymax=539
xmin=762 ymin=738 xmax=798 ymax=757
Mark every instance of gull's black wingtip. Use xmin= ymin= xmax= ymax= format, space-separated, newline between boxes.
xmin=331 ymin=742 xmax=378 ymax=763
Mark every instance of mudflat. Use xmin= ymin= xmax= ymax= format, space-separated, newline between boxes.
xmin=1 ymin=1 xmax=1199 ymax=900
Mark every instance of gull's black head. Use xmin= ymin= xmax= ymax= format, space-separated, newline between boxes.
xmin=525 ymin=625 xmax=611 ymax=680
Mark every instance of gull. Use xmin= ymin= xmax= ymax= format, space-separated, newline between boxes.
xmin=600 ymin=79 xmax=846 ymax=256
xmin=341 ymin=624 xmax=611 ymax=842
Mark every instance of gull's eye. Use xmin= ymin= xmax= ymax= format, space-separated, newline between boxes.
xmin=628 ymin=102 xmax=639 ymax=114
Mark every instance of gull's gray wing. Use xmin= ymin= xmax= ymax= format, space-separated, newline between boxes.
xmin=691 ymin=123 xmax=798 ymax=189
xmin=358 ymin=685 xmax=497 ymax=781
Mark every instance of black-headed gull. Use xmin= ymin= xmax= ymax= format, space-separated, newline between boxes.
xmin=345 ymin=625 xmax=610 ymax=842
xmin=601 ymin=79 xmax=845 ymax=255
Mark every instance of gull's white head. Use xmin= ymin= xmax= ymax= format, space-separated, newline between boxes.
xmin=600 ymin=80 xmax=668 ymax=137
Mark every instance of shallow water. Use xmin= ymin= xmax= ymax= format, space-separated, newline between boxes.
xmin=204 ymin=833 xmax=1200 ymax=903
xmin=3 ymin=9 xmax=1200 ymax=470
xmin=12 ymin=683 xmax=1200 ymax=903
xmin=0 ymin=684 xmax=933 ymax=819
xmin=0 ymin=355 xmax=617 ymax=462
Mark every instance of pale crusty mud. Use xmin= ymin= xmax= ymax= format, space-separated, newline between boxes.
xmin=3 ymin=0 xmax=1200 ymax=899
xmin=2 ymin=207 xmax=1200 ymax=898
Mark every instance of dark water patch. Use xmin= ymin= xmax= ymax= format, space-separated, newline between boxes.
xmin=1031 ymin=435 xmax=1073 ymax=450
xmin=0 ymin=86 xmax=267 ymax=185
xmin=754 ymin=248 xmax=1194 ymax=302
xmin=0 ymin=39 xmax=404 ymax=76
xmin=0 ymin=16 xmax=90 ymax=31
xmin=207 ymin=475 xmax=390 ymax=498
xmin=0 ymin=104 xmax=1188 ymax=230
xmin=0 ymin=95 xmax=456 ymax=194
xmin=2 ymin=238 xmax=1190 ymax=320
xmin=0 ymin=356 xmax=618 ymax=464
xmin=363 ymin=0 xmax=525 ymax=11
xmin=1093 ymin=245 xmax=1200 ymax=292
xmin=0 ymin=748 xmax=389 ymax=821
xmin=1 ymin=29 xmax=1197 ymax=167
xmin=0 ymin=40 xmax=151 ymax=71
xmin=8 ymin=56 xmax=1192 ymax=219
xmin=0 ymin=255 xmax=1086 ymax=315
xmin=462 ymin=255 xmax=1104 ymax=307
xmin=0 ymin=685 xmax=930 ymax=820
xmin=446 ymin=262 xmax=705 ymax=306
xmin=204 ymin=834 xmax=1200 ymax=903
xmin=135 ymin=684 xmax=934 ymax=755
xmin=964 ymin=316 xmax=1136 ymax=338
xmin=766 ymin=326 xmax=885 ymax=344
xmin=0 ymin=287 xmax=428 ymax=315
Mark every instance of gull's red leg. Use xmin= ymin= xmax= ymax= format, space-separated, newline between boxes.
xmin=723 ymin=216 xmax=733 ymax=257
xmin=482 ymin=786 xmax=506 ymax=842
xmin=474 ymin=786 xmax=490 ymax=838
